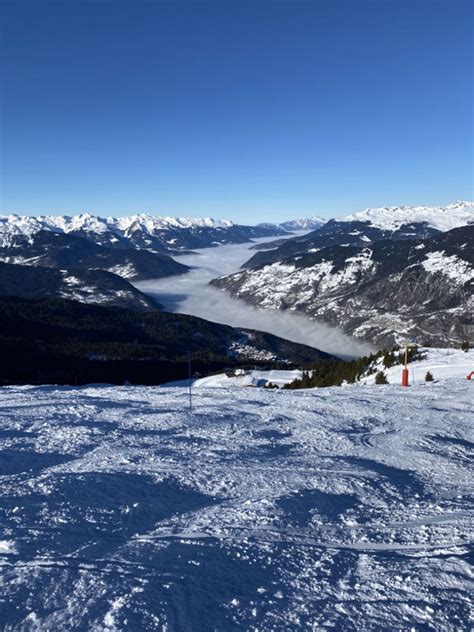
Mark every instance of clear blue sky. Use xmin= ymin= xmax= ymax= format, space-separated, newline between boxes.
xmin=0 ymin=0 xmax=472 ymax=223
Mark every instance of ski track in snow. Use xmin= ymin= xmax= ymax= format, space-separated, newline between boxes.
xmin=0 ymin=381 xmax=472 ymax=630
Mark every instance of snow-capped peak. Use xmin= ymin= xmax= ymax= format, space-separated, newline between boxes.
xmin=60 ymin=213 xmax=113 ymax=234
xmin=112 ymin=214 xmax=235 ymax=234
xmin=0 ymin=212 xmax=237 ymax=244
xmin=0 ymin=214 xmax=53 ymax=247
xmin=279 ymin=216 xmax=327 ymax=231
xmin=340 ymin=201 xmax=474 ymax=232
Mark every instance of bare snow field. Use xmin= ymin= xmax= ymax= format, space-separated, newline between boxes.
xmin=0 ymin=375 xmax=472 ymax=631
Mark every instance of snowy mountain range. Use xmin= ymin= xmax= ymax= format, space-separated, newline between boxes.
xmin=0 ymin=212 xmax=325 ymax=315
xmin=280 ymin=215 xmax=327 ymax=231
xmin=245 ymin=201 xmax=474 ymax=268
xmin=0 ymin=213 xmax=302 ymax=253
xmin=0 ymin=202 xmax=472 ymax=348
xmin=341 ymin=200 xmax=474 ymax=232
xmin=212 ymin=203 xmax=474 ymax=347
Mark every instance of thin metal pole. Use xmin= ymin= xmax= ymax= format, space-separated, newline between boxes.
xmin=188 ymin=351 xmax=192 ymax=413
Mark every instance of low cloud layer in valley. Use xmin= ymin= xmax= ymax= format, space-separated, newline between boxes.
xmin=135 ymin=239 xmax=374 ymax=358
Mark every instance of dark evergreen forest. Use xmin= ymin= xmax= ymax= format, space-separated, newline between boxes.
xmin=0 ymin=297 xmax=329 ymax=386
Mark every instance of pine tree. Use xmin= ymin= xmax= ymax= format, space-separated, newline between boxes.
xmin=383 ymin=351 xmax=395 ymax=368
xmin=375 ymin=371 xmax=388 ymax=385
xmin=461 ymin=340 xmax=470 ymax=352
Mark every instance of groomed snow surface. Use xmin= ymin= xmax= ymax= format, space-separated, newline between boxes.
xmin=0 ymin=368 xmax=472 ymax=630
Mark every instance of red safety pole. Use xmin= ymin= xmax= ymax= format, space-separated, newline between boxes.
xmin=401 ymin=344 xmax=409 ymax=387
xmin=401 ymin=367 xmax=409 ymax=386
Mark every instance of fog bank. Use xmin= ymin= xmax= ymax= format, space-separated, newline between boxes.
xmin=135 ymin=238 xmax=374 ymax=358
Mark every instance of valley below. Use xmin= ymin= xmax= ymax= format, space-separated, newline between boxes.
xmin=135 ymin=237 xmax=374 ymax=358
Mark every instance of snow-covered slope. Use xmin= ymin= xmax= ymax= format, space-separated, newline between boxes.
xmin=361 ymin=347 xmax=474 ymax=385
xmin=342 ymin=200 xmax=474 ymax=232
xmin=0 ymin=262 xmax=159 ymax=310
xmin=0 ymin=380 xmax=472 ymax=630
xmin=214 ymin=225 xmax=474 ymax=347
xmin=163 ymin=368 xmax=304 ymax=388
xmin=164 ymin=348 xmax=474 ymax=389
xmin=0 ymin=230 xmax=189 ymax=281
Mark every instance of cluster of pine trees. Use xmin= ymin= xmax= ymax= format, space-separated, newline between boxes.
xmin=283 ymin=352 xmax=381 ymax=389
xmin=283 ymin=345 xmax=422 ymax=390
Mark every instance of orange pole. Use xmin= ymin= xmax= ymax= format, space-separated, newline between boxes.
xmin=401 ymin=367 xmax=409 ymax=386
xmin=401 ymin=344 xmax=409 ymax=386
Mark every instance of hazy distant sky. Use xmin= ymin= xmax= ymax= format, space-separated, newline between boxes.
xmin=0 ymin=0 xmax=472 ymax=222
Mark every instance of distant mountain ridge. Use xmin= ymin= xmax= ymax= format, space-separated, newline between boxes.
xmin=2 ymin=204 xmax=470 ymax=256
xmin=258 ymin=216 xmax=327 ymax=232
xmin=0 ymin=212 xmax=291 ymax=253
xmin=244 ymin=201 xmax=474 ymax=268
xmin=340 ymin=200 xmax=473 ymax=232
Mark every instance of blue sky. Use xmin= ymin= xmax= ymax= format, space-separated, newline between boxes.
xmin=0 ymin=0 xmax=472 ymax=222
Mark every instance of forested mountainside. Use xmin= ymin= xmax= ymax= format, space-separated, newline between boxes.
xmin=0 ymin=231 xmax=189 ymax=281
xmin=0 ymin=296 xmax=332 ymax=385
xmin=212 ymin=225 xmax=474 ymax=347
xmin=0 ymin=262 xmax=159 ymax=311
